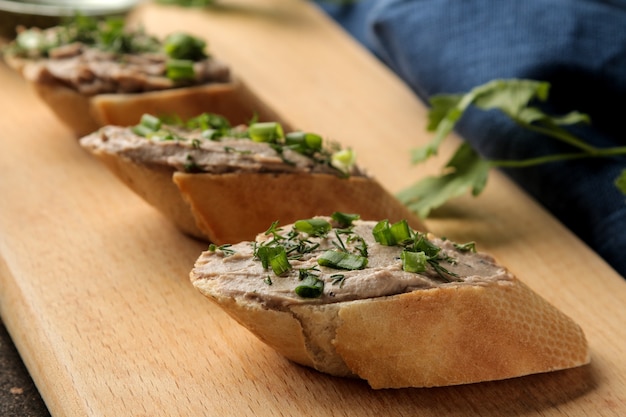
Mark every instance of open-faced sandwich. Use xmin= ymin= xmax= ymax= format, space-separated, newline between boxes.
xmin=80 ymin=114 xmax=424 ymax=243
xmin=2 ymin=15 xmax=284 ymax=136
xmin=190 ymin=214 xmax=590 ymax=389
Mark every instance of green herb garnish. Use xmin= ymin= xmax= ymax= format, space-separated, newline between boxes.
xmin=317 ymin=250 xmax=368 ymax=270
xmin=293 ymin=218 xmax=332 ymax=237
xmin=295 ymin=271 xmax=325 ymax=298
xmin=330 ymin=211 xmax=360 ymax=228
xmin=248 ymin=122 xmax=284 ymax=143
xmin=163 ymin=32 xmax=207 ymax=61
xmin=373 ymin=219 xmax=459 ymax=281
xmin=398 ymin=78 xmax=626 ymax=217
xmin=166 ymin=59 xmax=196 ymax=81
xmin=256 ymin=245 xmax=292 ymax=276
xmin=207 ymin=243 xmax=235 ymax=256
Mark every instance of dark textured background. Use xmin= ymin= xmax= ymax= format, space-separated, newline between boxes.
xmin=0 ymin=319 xmax=50 ymax=417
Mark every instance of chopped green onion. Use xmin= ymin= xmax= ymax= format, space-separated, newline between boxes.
xmin=140 ymin=113 xmax=162 ymax=131
xmin=330 ymin=212 xmax=360 ymax=228
xmin=163 ymin=32 xmax=207 ymax=60
xmin=293 ymin=218 xmax=331 ymax=237
xmin=269 ymin=250 xmax=291 ymax=276
xmin=372 ymin=219 xmax=396 ymax=246
xmin=201 ymin=129 xmax=219 ymax=140
xmin=411 ymin=234 xmax=441 ymax=258
xmin=131 ymin=113 xmax=162 ymax=136
xmin=166 ymin=59 xmax=195 ymax=80
xmin=187 ymin=112 xmax=231 ymax=131
xmin=331 ymin=148 xmax=356 ymax=174
xmin=248 ymin=122 xmax=284 ymax=143
xmin=389 ymin=219 xmax=412 ymax=243
xmin=295 ymin=275 xmax=324 ymax=298
xmin=131 ymin=124 xmax=154 ymax=137
xmin=317 ymin=250 xmax=368 ymax=270
xmin=256 ymin=245 xmax=291 ymax=275
xmin=401 ymin=250 xmax=428 ymax=273
xmin=285 ymin=131 xmax=323 ymax=154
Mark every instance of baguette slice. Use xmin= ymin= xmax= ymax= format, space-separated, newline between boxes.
xmin=190 ymin=218 xmax=590 ymax=389
xmin=16 ymin=60 xmax=284 ymax=137
xmin=172 ymin=171 xmax=424 ymax=244
xmin=4 ymin=22 xmax=286 ymax=136
xmin=80 ymin=122 xmax=425 ymax=244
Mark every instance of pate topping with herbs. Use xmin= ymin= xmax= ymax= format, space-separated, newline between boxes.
xmin=192 ymin=214 xmax=512 ymax=308
xmin=6 ymin=15 xmax=230 ymax=94
xmin=80 ymin=113 xmax=360 ymax=176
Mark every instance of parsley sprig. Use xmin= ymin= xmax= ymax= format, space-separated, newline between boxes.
xmin=398 ymin=79 xmax=626 ymax=218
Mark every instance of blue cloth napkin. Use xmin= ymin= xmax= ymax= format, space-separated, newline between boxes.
xmin=317 ymin=0 xmax=626 ymax=278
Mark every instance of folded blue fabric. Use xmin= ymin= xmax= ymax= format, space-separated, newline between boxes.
xmin=317 ymin=0 xmax=626 ymax=278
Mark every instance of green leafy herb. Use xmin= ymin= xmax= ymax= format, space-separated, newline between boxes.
xmin=330 ymin=274 xmax=346 ymax=287
xmin=207 ymin=243 xmax=235 ymax=256
xmin=454 ymin=241 xmax=477 ymax=253
xmin=399 ymin=78 xmax=626 ymax=217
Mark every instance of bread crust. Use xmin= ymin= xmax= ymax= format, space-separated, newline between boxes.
xmin=4 ymin=50 xmax=288 ymax=137
xmin=191 ymin=218 xmax=590 ymax=388
xmin=29 ymin=76 xmax=287 ymax=137
xmin=193 ymin=267 xmax=590 ymax=389
xmin=173 ymin=171 xmax=426 ymax=244
xmin=83 ymin=144 xmax=424 ymax=244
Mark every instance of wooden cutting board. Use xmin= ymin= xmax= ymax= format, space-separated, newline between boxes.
xmin=1 ymin=1 xmax=625 ymax=416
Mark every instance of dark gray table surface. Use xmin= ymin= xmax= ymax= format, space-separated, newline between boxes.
xmin=0 ymin=318 xmax=50 ymax=417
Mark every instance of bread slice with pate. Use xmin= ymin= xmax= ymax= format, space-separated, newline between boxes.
xmin=190 ymin=215 xmax=590 ymax=388
xmin=79 ymin=114 xmax=425 ymax=243
xmin=3 ymin=17 xmax=285 ymax=136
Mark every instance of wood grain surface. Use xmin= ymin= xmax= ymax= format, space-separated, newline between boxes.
xmin=1 ymin=1 xmax=625 ymax=416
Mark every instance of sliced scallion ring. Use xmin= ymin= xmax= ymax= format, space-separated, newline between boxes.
xmin=295 ymin=275 xmax=324 ymax=298
xmin=166 ymin=59 xmax=196 ymax=80
xmin=317 ymin=250 xmax=368 ymax=270
xmin=294 ymin=218 xmax=331 ymax=237
xmin=401 ymin=250 xmax=428 ymax=273
xmin=331 ymin=148 xmax=356 ymax=174
xmin=248 ymin=122 xmax=284 ymax=143
xmin=390 ymin=219 xmax=412 ymax=243
xmin=372 ymin=219 xmax=396 ymax=246
xmin=330 ymin=212 xmax=360 ymax=228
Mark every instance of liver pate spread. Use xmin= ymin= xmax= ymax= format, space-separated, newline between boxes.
xmin=80 ymin=124 xmax=360 ymax=176
xmin=26 ymin=46 xmax=231 ymax=95
xmin=10 ymin=22 xmax=230 ymax=95
xmin=191 ymin=219 xmax=513 ymax=308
